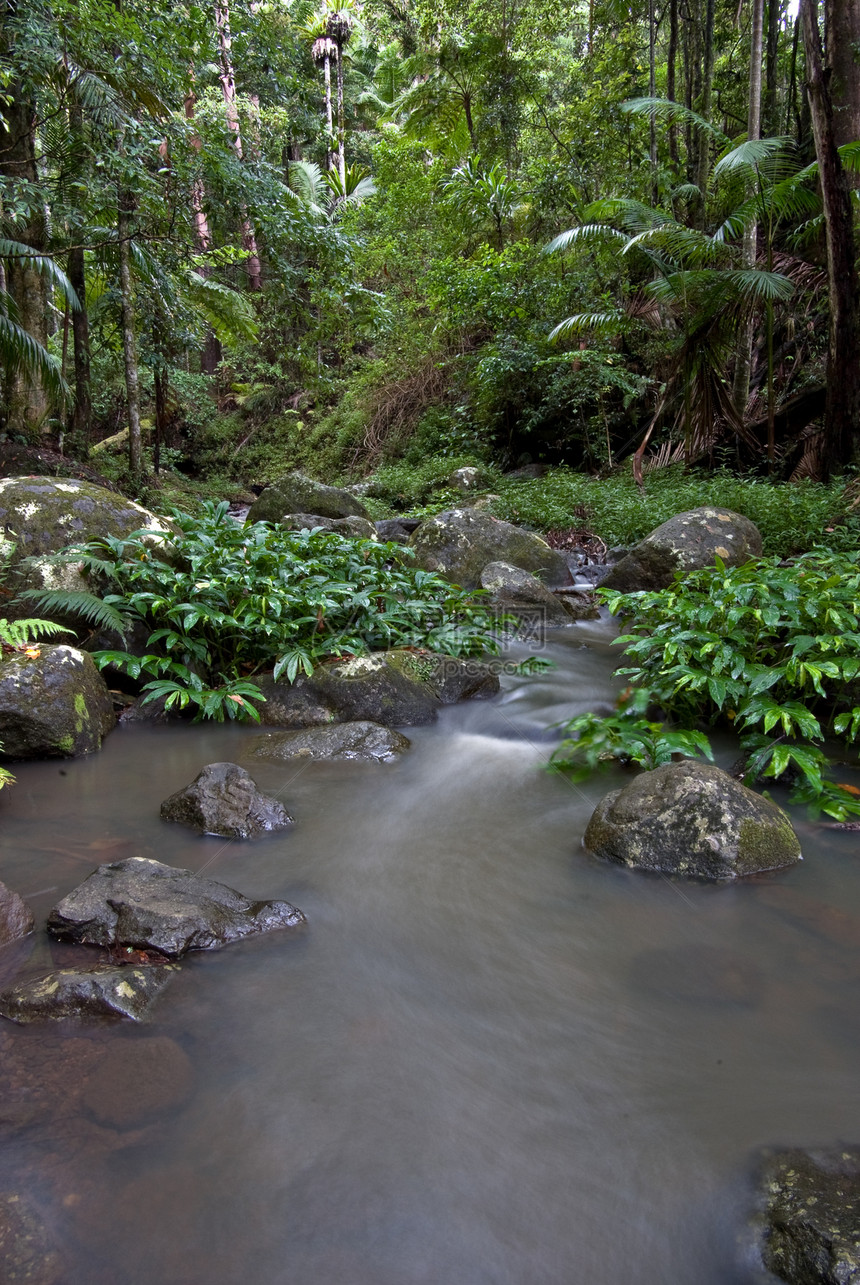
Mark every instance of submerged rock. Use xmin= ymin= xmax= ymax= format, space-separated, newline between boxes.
xmin=0 ymin=644 xmax=115 ymax=758
xmin=0 ymin=1191 xmax=62 ymax=1283
xmin=0 ymin=883 xmax=34 ymax=947
xmin=247 ymin=472 xmax=369 ymax=523
xmin=753 ymin=1147 xmax=860 ymax=1284
xmin=601 ymin=507 xmax=763 ymax=593
xmin=0 ymin=964 xmax=177 ymax=1023
xmin=409 ymin=508 xmax=571 ymax=589
xmin=81 ymin=1036 xmax=193 ymax=1128
xmin=251 ymin=721 xmax=410 ymax=763
xmin=160 ymin=762 xmax=293 ymax=839
xmin=583 ymin=761 xmax=801 ymax=879
xmin=46 ymin=857 xmax=306 ymax=956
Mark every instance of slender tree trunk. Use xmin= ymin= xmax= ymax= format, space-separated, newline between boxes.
xmin=117 ymin=194 xmax=143 ymax=483
xmin=184 ymin=88 xmax=222 ymax=374
xmin=733 ymin=0 xmax=764 ymax=417
xmin=67 ymin=101 xmax=91 ymax=444
xmin=802 ymin=0 xmax=860 ymax=473
xmin=764 ymin=0 xmax=782 ymax=135
xmin=324 ymin=52 xmax=335 ymax=171
xmin=668 ymin=0 xmax=680 ymax=164
xmin=786 ymin=15 xmax=802 ymax=136
xmin=694 ymin=0 xmax=716 ymax=223
xmin=0 ymin=89 xmax=49 ymax=435
xmin=649 ymin=0 xmax=658 ymax=201
xmin=336 ymin=46 xmax=346 ymax=188
xmin=213 ymin=0 xmax=262 ymax=289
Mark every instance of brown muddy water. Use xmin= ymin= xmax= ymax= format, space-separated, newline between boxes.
xmin=0 ymin=617 xmax=859 ymax=1284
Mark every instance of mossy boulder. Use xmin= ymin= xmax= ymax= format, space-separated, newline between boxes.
xmin=0 ymin=965 xmax=178 ymax=1023
xmin=583 ymin=760 xmax=801 ymax=879
xmin=601 ymin=507 xmax=763 ymax=593
xmin=278 ymin=513 xmax=377 ymax=539
xmin=409 ymin=508 xmax=571 ymax=590
xmin=480 ymin=560 xmax=580 ymax=627
xmin=304 ymin=649 xmax=500 ymax=726
xmin=753 ymin=1147 xmax=860 ymax=1284
xmin=0 ymin=644 xmax=115 ymax=758
xmin=247 ymin=472 xmax=370 ymax=522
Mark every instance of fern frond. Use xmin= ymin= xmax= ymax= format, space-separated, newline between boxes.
xmin=0 ymin=617 xmax=72 ymax=647
xmin=19 ymin=590 xmax=133 ymax=636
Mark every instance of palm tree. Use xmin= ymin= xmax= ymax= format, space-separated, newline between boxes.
xmin=325 ymin=9 xmax=354 ymax=189
xmin=0 ymin=242 xmax=79 ymax=426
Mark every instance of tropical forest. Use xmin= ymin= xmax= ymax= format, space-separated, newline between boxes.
xmin=0 ymin=0 xmax=860 ymax=1280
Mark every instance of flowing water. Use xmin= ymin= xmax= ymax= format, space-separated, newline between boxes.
xmin=1 ymin=617 xmax=859 ymax=1284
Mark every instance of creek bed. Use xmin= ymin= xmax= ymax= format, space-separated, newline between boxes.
xmin=0 ymin=618 xmax=858 ymax=1283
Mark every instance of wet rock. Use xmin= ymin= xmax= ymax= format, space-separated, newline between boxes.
xmin=278 ymin=512 xmax=377 ymax=539
xmin=601 ymin=507 xmax=763 ymax=593
xmin=253 ymin=673 xmax=340 ymax=728
xmin=251 ymin=721 xmax=410 ymax=763
xmin=160 ymin=762 xmax=293 ymax=839
xmin=753 ymin=1147 xmax=860 ymax=1284
xmin=46 ymin=856 xmax=306 ymax=956
xmin=375 ymin=518 xmax=421 ymax=544
xmin=0 ymin=964 xmax=177 ymax=1023
xmin=0 ymin=883 xmax=34 ymax=947
xmin=0 ymin=1192 xmax=62 ymax=1283
xmin=118 ymin=692 xmax=183 ymax=724
xmin=308 ymin=651 xmax=442 ymax=725
xmin=81 ymin=1036 xmax=193 ymax=1128
xmin=0 ymin=644 xmax=116 ymax=758
xmin=423 ymin=654 xmax=500 ymax=703
xmin=247 ymin=472 xmax=369 ymax=523
xmin=409 ymin=508 xmax=571 ymax=589
xmin=584 ymin=761 xmax=801 ymax=879
xmin=480 ymin=560 xmax=578 ymax=627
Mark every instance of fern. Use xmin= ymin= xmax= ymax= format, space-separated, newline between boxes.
xmin=0 ymin=618 xmax=72 ymax=648
xmin=19 ymin=590 xmax=134 ymax=637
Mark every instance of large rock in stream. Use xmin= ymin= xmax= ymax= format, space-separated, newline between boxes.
xmin=160 ymin=762 xmax=293 ymax=839
xmin=251 ymin=721 xmax=411 ymax=763
xmin=247 ymin=472 xmax=370 ymax=523
xmin=584 ymin=761 xmax=801 ymax=879
xmin=0 ymin=882 xmax=34 ymax=946
xmin=600 ymin=507 xmax=763 ymax=592
xmin=752 ymin=1147 xmax=860 ymax=1284
xmin=0 ymin=644 xmax=115 ymax=758
xmin=46 ymin=857 xmax=306 ymax=956
xmin=408 ymin=508 xmax=571 ymax=589
xmin=480 ymin=560 xmax=587 ymax=626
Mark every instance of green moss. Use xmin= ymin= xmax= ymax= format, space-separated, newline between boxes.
xmin=56 ymin=734 xmax=75 ymax=754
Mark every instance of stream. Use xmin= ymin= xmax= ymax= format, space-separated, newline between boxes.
xmin=1 ymin=615 xmax=859 ymax=1283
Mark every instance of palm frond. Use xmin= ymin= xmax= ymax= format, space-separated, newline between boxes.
xmin=0 ymin=241 xmax=80 ymax=311
xmin=0 ymin=314 xmax=69 ymax=402
xmin=622 ymin=97 xmax=729 ymax=145
xmin=723 ymin=268 xmax=795 ymax=303
xmin=548 ymin=311 xmax=628 ymax=342
xmin=288 ymin=159 xmax=328 ymax=213
xmin=182 ymin=272 xmax=258 ymax=343
xmin=19 ymin=590 xmax=132 ymax=636
xmin=713 ymin=136 xmax=794 ymax=176
xmin=543 ymin=224 xmax=626 ymax=255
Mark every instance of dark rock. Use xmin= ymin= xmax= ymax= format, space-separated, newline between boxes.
xmin=584 ymin=761 xmax=801 ymax=879
xmin=160 ymin=762 xmax=293 ymax=839
xmin=480 ymin=560 xmax=578 ymax=627
xmin=253 ymin=673 xmax=339 ymax=728
xmin=504 ymin=463 xmax=549 ymax=480
xmin=0 ymin=964 xmax=177 ymax=1023
xmin=47 ymin=856 xmax=306 ymax=956
xmin=118 ymin=692 xmax=183 ymax=724
xmin=754 ymin=1147 xmax=860 ymax=1284
xmin=423 ymin=654 xmax=500 ymax=703
xmin=409 ymin=508 xmax=571 ymax=589
xmin=251 ymin=721 xmax=410 ymax=763
xmin=308 ymin=651 xmax=441 ymax=725
xmin=278 ymin=512 xmax=377 ymax=539
xmin=0 ymin=1191 xmax=62 ymax=1283
xmin=247 ymin=472 xmax=369 ymax=522
xmin=601 ymin=507 xmax=763 ymax=593
xmin=376 ymin=518 xmax=421 ymax=542
xmin=0 ymin=883 xmax=34 ymax=947
xmin=81 ymin=1036 xmax=193 ymax=1128
xmin=0 ymin=644 xmax=116 ymax=758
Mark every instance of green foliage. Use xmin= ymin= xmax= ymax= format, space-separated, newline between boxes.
xmin=568 ymin=551 xmax=860 ymax=819
xmin=31 ymin=501 xmax=499 ymax=720
xmin=0 ymin=614 xmax=73 ymax=790
xmin=551 ymin=695 xmax=714 ymax=780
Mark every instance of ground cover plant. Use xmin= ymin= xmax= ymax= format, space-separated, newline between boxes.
xmin=27 ymin=502 xmax=500 ymax=721
xmin=551 ymin=551 xmax=860 ymax=820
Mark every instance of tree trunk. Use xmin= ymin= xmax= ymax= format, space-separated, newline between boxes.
xmin=694 ymin=0 xmax=716 ymax=217
xmin=213 ymin=0 xmax=262 ymax=290
xmin=649 ymin=0 xmax=658 ymax=201
xmin=0 ymin=89 xmax=49 ymax=436
xmin=733 ymin=0 xmax=764 ymax=418
xmin=764 ymin=0 xmax=782 ymax=136
xmin=824 ymin=0 xmax=860 ymax=148
xmin=67 ymin=100 xmax=91 ymax=445
xmin=668 ymin=0 xmax=680 ymax=164
xmin=117 ymin=196 xmax=143 ymax=483
xmin=336 ymin=46 xmax=346 ymax=188
xmin=184 ymin=88 xmax=222 ymax=374
xmin=802 ymin=0 xmax=860 ymax=473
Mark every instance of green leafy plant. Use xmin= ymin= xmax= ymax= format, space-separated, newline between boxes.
xmin=26 ymin=501 xmax=500 ymax=721
xmin=552 ymin=550 xmax=860 ymax=820
xmin=0 ymin=614 xmax=74 ymax=788
xmin=551 ymin=688 xmax=713 ymax=781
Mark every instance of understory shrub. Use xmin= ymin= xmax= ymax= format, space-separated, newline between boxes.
xmin=551 ymin=551 xmax=860 ymax=820
xmin=27 ymin=502 xmax=500 ymax=721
